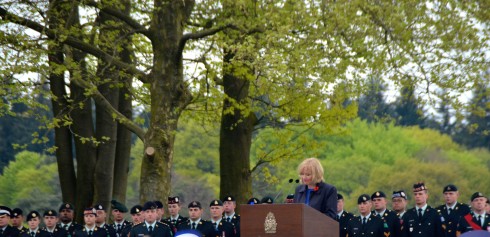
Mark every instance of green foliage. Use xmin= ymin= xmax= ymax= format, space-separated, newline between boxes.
xmin=0 ymin=151 xmax=61 ymax=210
xmin=254 ymin=119 xmax=490 ymax=212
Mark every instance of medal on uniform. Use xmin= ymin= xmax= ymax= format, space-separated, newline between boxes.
xmin=409 ymin=227 xmax=413 ymax=232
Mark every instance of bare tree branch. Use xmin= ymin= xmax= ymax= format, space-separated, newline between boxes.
xmin=0 ymin=7 xmax=150 ymax=84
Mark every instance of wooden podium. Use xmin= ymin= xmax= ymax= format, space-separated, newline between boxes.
xmin=240 ymin=203 xmax=339 ymax=237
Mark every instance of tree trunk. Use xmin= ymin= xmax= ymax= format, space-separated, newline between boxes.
xmin=219 ymin=50 xmax=256 ymax=211
xmin=139 ymin=0 xmax=193 ymax=203
xmin=113 ymin=0 xmax=133 ymax=204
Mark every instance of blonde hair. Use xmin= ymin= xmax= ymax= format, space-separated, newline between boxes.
xmin=297 ymin=157 xmax=324 ymax=184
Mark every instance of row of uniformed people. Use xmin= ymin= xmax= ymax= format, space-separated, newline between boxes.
xmin=335 ymin=183 xmax=490 ymax=237
xmin=0 ymin=195 xmax=241 ymax=237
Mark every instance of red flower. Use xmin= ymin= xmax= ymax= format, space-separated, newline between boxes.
xmin=313 ymin=186 xmax=319 ymax=192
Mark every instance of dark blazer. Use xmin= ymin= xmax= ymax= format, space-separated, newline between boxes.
xmin=177 ymin=220 xmax=214 ymax=237
xmin=400 ymin=206 xmax=445 ymax=237
xmin=372 ymin=209 xmax=401 ymax=237
xmin=1 ymin=225 xmax=21 ymax=237
xmin=19 ymin=229 xmax=51 ymax=237
xmin=164 ymin=216 xmax=188 ymax=227
xmin=111 ymin=221 xmax=130 ymax=237
xmin=337 ymin=210 xmax=354 ymax=237
xmin=456 ymin=212 xmax=490 ymax=234
xmin=128 ymin=222 xmax=172 ymax=237
xmin=345 ymin=215 xmax=387 ymax=237
xmin=57 ymin=223 xmax=83 ymax=236
xmin=435 ymin=203 xmax=470 ymax=237
xmin=41 ymin=227 xmax=68 ymax=237
xmin=98 ymin=225 xmax=115 ymax=237
xmin=222 ymin=215 xmax=240 ymax=237
xmin=293 ymin=181 xmax=338 ymax=219
xmin=73 ymin=227 xmax=107 ymax=237
xmin=211 ymin=221 xmax=235 ymax=237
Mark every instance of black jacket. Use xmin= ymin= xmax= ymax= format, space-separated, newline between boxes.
xmin=400 ymin=206 xmax=445 ymax=237
xmin=128 ymin=222 xmax=172 ymax=237
xmin=345 ymin=215 xmax=387 ymax=237
xmin=337 ymin=210 xmax=354 ymax=237
xmin=435 ymin=202 xmax=470 ymax=237
xmin=293 ymin=181 xmax=338 ymax=219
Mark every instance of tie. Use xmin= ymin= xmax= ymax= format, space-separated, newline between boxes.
xmin=88 ymin=230 xmax=93 ymax=237
xmin=30 ymin=232 xmax=36 ymax=237
xmin=148 ymin=226 xmax=153 ymax=234
xmin=191 ymin=222 xmax=196 ymax=230
xmin=478 ymin=215 xmax=482 ymax=227
xmin=448 ymin=208 xmax=452 ymax=215
xmin=418 ymin=208 xmax=423 ymax=218
xmin=227 ymin=217 xmax=231 ymax=222
xmin=116 ymin=224 xmax=121 ymax=231
xmin=213 ymin=222 xmax=218 ymax=231
xmin=63 ymin=225 xmax=68 ymax=230
xmin=362 ymin=217 xmax=366 ymax=225
xmin=0 ymin=229 xmax=3 ymax=236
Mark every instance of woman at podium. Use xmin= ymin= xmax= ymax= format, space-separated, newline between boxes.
xmin=293 ymin=157 xmax=338 ymax=219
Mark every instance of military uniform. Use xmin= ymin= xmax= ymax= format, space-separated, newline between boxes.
xmin=19 ymin=229 xmax=50 ymax=237
xmin=435 ymin=184 xmax=471 ymax=237
xmin=211 ymin=221 xmax=235 ymax=237
xmin=110 ymin=221 xmax=130 ymax=237
xmin=41 ymin=227 xmax=67 ymax=237
xmin=57 ymin=223 xmax=82 ymax=237
xmin=0 ymin=226 xmax=21 ymax=237
xmin=337 ymin=210 xmax=354 ymax=237
xmin=400 ymin=206 xmax=445 ymax=237
xmin=177 ymin=220 xmax=214 ymax=237
xmin=73 ymin=227 xmax=107 ymax=237
xmin=222 ymin=214 xmax=239 ymax=237
xmin=436 ymin=202 xmax=470 ymax=237
xmin=164 ymin=215 xmax=187 ymax=227
xmin=456 ymin=212 xmax=490 ymax=234
xmin=96 ymin=225 xmax=115 ymax=237
xmin=372 ymin=209 xmax=400 ymax=237
xmin=345 ymin=214 xmax=387 ymax=237
xmin=128 ymin=222 xmax=173 ymax=237
xmin=110 ymin=200 xmax=130 ymax=237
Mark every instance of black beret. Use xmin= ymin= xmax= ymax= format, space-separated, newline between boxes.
xmin=413 ymin=182 xmax=427 ymax=192
xmin=154 ymin=201 xmax=164 ymax=209
xmin=168 ymin=196 xmax=180 ymax=204
xmin=111 ymin=200 xmax=128 ymax=213
xmin=209 ymin=200 xmax=223 ymax=207
xmin=471 ymin=192 xmax=485 ymax=201
xmin=43 ymin=209 xmax=57 ymax=217
xmin=83 ymin=207 xmax=97 ymax=216
xmin=0 ymin=206 xmax=12 ymax=217
xmin=59 ymin=203 xmax=74 ymax=212
xmin=94 ymin=204 xmax=105 ymax=211
xmin=261 ymin=197 xmax=274 ymax=204
xmin=188 ymin=201 xmax=202 ymax=209
xmin=130 ymin=205 xmax=143 ymax=214
xmin=247 ymin=198 xmax=261 ymax=205
xmin=371 ymin=191 xmax=386 ymax=200
xmin=142 ymin=201 xmax=157 ymax=211
xmin=337 ymin=194 xmax=344 ymax=200
xmin=392 ymin=190 xmax=407 ymax=200
xmin=26 ymin=211 xmax=40 ymax=221
xmin=11 ymin=208 xmax=23 ymax=217
xmin=286 ymin=194 xmax=294 ymax=199
xmin=222 ymin=196 xmax=235 ymax=202
xmin=358 ymin=194 xmax=371 ymax=204
xmin=443 ymin=184 xmax=458 ymax=193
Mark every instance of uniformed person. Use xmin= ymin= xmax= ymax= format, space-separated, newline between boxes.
xmin=400 ymin=182 xmax=445 ymax=237
xmin=73 ymin=208 xmax=107 ymax=237
xmin=11 ymin=209 xmax=28 ymax=233
xmin=222 ymin=196 xmax=240 ymax=237
xmin=285 ymin=194 xmax=294 ymax=204
xmin=128 ymin=202 xmax=173 ymax=237
xmin=120 ymin=205 xmax=143 ymax=237
xmin=58 ymin=203 xmax=82 ymax=235
xmin=176 ymin=201 xmax=213 ymax=237
xmin=345 ymin=194 xmax=387 ymax=237
xmin=209 ymin=200 xmax=236 ymax=237
xmin=153 ymin=201 xmax=165 ymax=223
xmin=336 ymin=194 xmax=354 ymax=237
xmin=392 ymin=191 xmax=408 ymax=219
xmin=93 ymin=204 xmax=115 ymax=237
xmin=109 ymin=200 xmax=130 ymax=237
xmin=165 ymin=197 xmax=188 ymax=226
xmin=456 ymin=192 xmax=490 ymax=235
xmin=20 ymin=211 xmax=50 ymax=237
xmin=371 ymin=191 xmax=401 ymax=237
xmin=435 ymin=184 xmax=470 ymax=237
xmin=0 ymin=206 xmax=20 ymax=237
xmin=41 ymin=210 xmax=67 ymax=237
